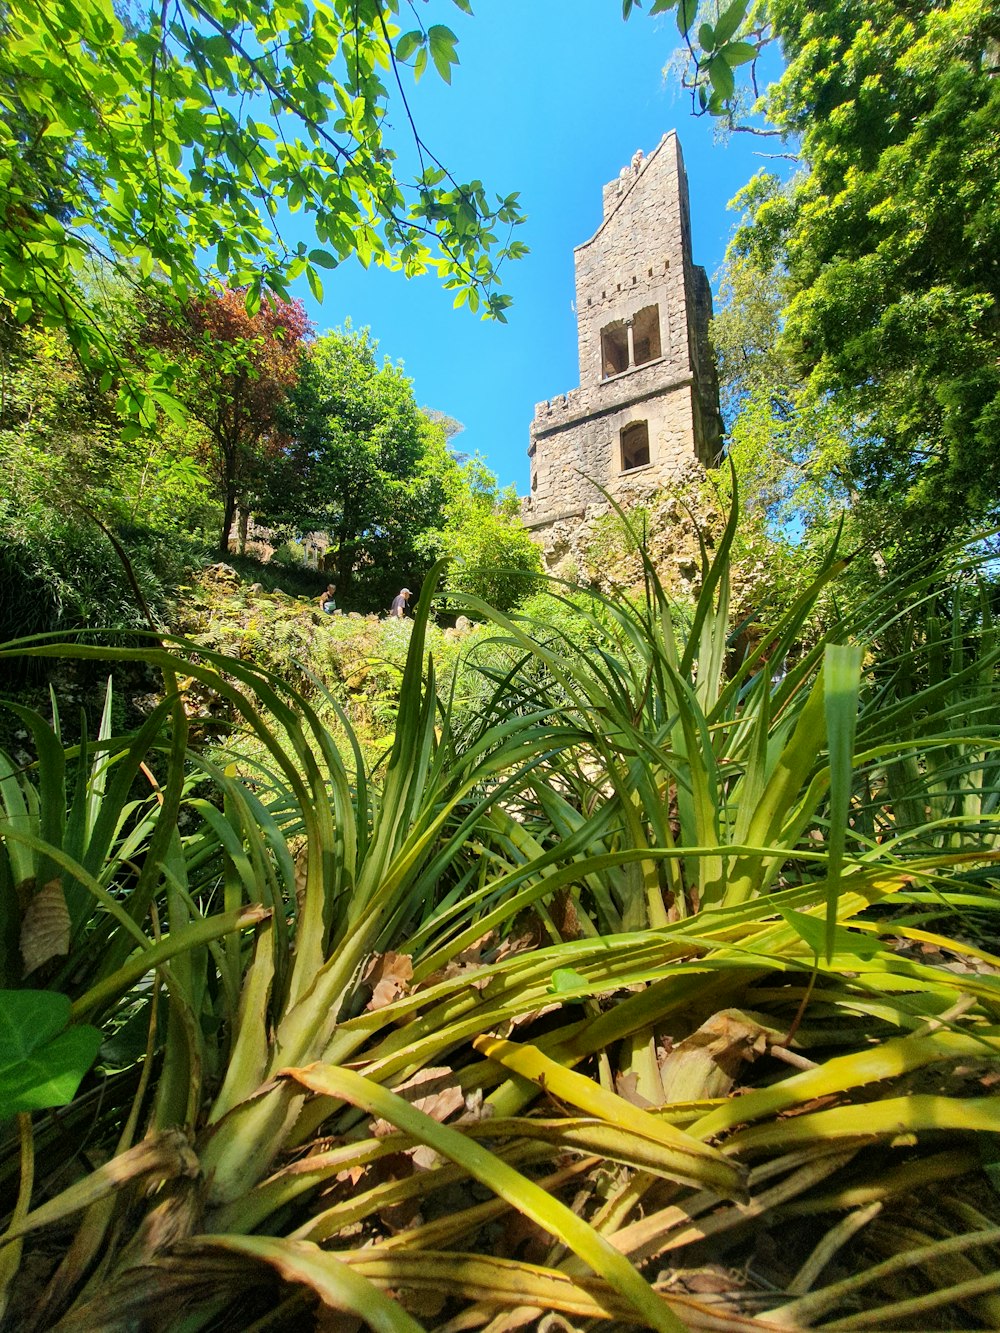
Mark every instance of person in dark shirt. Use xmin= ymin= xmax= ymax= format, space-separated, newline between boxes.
xmin=390 ymin=587 xmax=412 ymax=618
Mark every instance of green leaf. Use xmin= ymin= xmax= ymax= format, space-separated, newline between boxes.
xmin=307 ymin=266 xmax=324 ymax=303
xmin=723 ymin=39 xmax=758 ymax=65
xmin=413 ymin=44 xmax=428 ymax=81
xmin=676 ymin=0 xmax=697 ymax=36
xmin=778 ymin=907 xmax=882 ymax=961
xmin=308 ymin=248 xmax=337 ymax=270
xmin=707 ymin=89 xmax=726 ymax=114
xmin=698 ymin=22 xmax=715 ymax=49
xmin=395 ymin=30 xmax=423 ymax=63
xmin=713 ymin=0 xmax=748 ymax=45
xmin=0 ymin=990 xmax=102 ymax=1119
xmin=184 ymin=1236 xmax=424 ymax=1333
xmin=149 ymin=388 xmax=188 ymax=426
xmin=708 ymin=55 xmax=735 ymax=99
xmin=428 ymin=25 xmax=459 ymax=83
xmin=451 ymin=0 xmax=474 ymax=12
xmin=288 ymin=1063 xmax=691 ymax=1333
xmin=823 ymin=643 xmax=863 ymax=958
xmin=549 ymin=967 xmax=589 ymax=994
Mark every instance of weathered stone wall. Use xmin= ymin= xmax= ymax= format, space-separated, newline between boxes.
xmin=524 ymin=132 xmax=721 ymax=540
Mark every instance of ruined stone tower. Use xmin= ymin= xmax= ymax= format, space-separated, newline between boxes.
xmin=524 ymin=133 xmax=721 ymax=537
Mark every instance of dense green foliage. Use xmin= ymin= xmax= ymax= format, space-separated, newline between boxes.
xmin=0 ymin=313 xmax=214 ymax=643
xmin=428 ymin=459 xmax=544 ymax=615
xmin=745 ymin=0 xmax=1000 ymax=536
xmin=0 ymin=0 xmax=526 ymax=410
xmin=0 ymin=292 xmax=539 ymax=639
xmin=657 ymin=0 xmax=1000 ymax=556
xmin=268 ymin=326 xmax=449 ymax=607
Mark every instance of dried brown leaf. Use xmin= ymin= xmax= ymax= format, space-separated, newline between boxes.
xmin=391 ymin=1067 xmax=465 ymax=1124
xmin=363 ymin=951 xmax=413 ymax=1011
xmin=550 ymin=888 xmax=584 ymax=942
xmin=659 ymin=1009 xmax=780 ymax=1102
xmin=615 ymin=1070 xmax=654 ymax=1108
xmin=21 ymin=878 xmax=70 ymax=977
xmin=493 ymin=915 xmax=545 ymax=962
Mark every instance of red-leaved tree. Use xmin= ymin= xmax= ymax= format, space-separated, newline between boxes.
xmin=161 ymin=287 xmax=312 ymax=554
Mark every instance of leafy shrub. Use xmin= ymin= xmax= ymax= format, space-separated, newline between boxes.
xmin=440 ymin=504 xmax=543 ymax=615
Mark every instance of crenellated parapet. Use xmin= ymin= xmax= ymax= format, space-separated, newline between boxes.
xmin=524 ymin=132 xmax=721 ymax=543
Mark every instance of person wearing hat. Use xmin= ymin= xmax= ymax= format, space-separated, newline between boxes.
xmin=390 ymin=587 xmax=412 ymax=619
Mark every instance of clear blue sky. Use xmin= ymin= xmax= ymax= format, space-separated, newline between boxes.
xmin=288 ymin=3 xmax=786 ymax=493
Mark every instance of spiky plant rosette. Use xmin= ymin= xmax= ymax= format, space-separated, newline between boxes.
xmin=0 ymin=518 xmax=998 ymax=1331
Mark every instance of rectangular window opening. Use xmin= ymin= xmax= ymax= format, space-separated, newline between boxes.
xmin=601 ymin=323 xmax=629 ymax=378
xmin=621 ymin=421 xmax=650 ymax=472
xmin=632 ymin=304 xmax=661 ymax=366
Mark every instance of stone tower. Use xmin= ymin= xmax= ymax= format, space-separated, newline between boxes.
xmin=524 ymin=133 xmax=721 ymax=535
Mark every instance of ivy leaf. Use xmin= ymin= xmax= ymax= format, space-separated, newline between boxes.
xmin=428 ymin=25 xmax=459 ymax=83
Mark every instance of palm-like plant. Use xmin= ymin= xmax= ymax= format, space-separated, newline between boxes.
xmin=0 ymin=522 xmax=997 ymax=1331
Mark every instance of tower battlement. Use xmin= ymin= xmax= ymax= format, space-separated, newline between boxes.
xmin=523 ymin=133 xmax=721 ymax=533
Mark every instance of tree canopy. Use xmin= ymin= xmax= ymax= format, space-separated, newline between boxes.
xmin=754 ymin=0 xmax=1000 ymax=533
xmin=268 ymin=326 xmax=450 ymax=606
xmin=152 ymin=286 xmax=311 ymax=553
xmin=0 ymin=0 xmax=527 ymax=412
xmin=647 ymin=0 xmax=1000 ymax=543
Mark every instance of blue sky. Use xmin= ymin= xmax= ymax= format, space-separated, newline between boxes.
xmin=288 ymin=3 xmax=788 ymax=493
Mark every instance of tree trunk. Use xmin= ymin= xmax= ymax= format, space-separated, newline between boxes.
xmin=238 ymin=508 xmax=250 ymax=555
xmin=220 ymin=490 xmax=237 ymax=556
xmin=336 ymin=502 xmax=354 ymax=597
